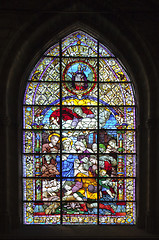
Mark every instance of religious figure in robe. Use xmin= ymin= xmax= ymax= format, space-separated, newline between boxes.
xmin=71 ymin=64 xmax=88 ymax=90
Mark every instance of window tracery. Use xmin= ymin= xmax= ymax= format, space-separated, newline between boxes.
xmin=23 ymin=31 xmax=136 ymax=225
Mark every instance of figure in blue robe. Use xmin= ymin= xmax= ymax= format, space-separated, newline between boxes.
xmin=56 ymin=154 xmax=77 ymax=180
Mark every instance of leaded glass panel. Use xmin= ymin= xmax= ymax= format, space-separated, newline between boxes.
xmin=23 ymin=31 xmax=136 ymax=225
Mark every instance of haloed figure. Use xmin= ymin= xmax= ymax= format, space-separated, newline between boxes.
xmin=62 ymin=137 xmax=75 ymax=153
xmin=42 ymin=133 xmax=60 ymax=153
xmin=56 ymin=138 xmax=78 ymax=179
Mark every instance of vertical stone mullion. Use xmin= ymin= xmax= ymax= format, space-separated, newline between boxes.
xmin=0 ymin=115 xmax=11 ymax=232
xmin=145 ymin=118 xmax=158 ymax=232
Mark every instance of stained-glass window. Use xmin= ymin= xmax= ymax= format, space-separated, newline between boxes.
xmin=23 ymin=31 xmax=136 ymax=225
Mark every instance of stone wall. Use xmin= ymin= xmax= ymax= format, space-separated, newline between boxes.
xmin=0 ymin=0 xmax=159 ymax=238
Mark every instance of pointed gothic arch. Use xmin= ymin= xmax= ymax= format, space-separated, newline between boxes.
xmin=2 ymin=6 xmax=157 ymax=235
xmin=22 ymin=30 xmax=136 ymax=225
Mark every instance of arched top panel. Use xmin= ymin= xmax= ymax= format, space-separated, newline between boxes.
xmin=24 ymin=31 xmax=135 ymax=106
xmin=22 ymin=30 xmax=136 ymax=225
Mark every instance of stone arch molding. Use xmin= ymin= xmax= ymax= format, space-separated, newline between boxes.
xmin=1 ymin=12 xmax=154 ymax=234
xmin=4 ymin=16 xmax=151 ymax=126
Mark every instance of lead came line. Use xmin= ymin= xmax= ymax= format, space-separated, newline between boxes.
xmin=23 ymin=33 xmax=136 ymax=225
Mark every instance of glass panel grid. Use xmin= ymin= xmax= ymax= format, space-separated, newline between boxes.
xmin=23 ymin=31 xmax=136 ymax=225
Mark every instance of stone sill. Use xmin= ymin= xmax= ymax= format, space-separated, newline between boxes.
xmin=0 ymin=225 xmax=158 ymax=239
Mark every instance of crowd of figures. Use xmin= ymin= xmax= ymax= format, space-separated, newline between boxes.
xmin=32 ymin=105 xmax=127 ymax=216
xmin=40 ymin=130 xmax=124 ymax=216
xmin=23 ymin=33 xmax=136 ymax=224
xmin=34 ymin=106 xmax=126 ymax=130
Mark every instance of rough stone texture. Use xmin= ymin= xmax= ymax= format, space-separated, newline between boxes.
xmin=0 ymin=0 xmax=159 ymax=239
